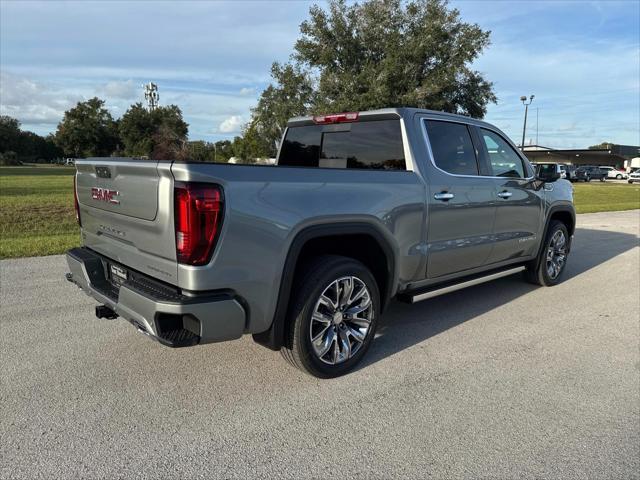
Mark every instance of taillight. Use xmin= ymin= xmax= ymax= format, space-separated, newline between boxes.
xmin=174 ymin=182 xmax=223 ymax=266
xmin=312 ymin=112 xmax=359 ymax=124
xmin=73 ymin=174 xmax=81 ymax=226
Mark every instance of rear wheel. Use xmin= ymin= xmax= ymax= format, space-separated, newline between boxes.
xmin=525 ymin=220 xmax=569 ymax=286
xmin=281 ymin=255 xmax=380 ymax=378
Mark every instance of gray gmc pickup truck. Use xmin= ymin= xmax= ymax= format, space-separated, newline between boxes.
xmin=66 ymin=108 xmax=575 ymax=378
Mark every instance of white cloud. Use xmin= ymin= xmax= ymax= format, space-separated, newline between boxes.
xmin=99 ymin=79 xmax=137 ymax=100
xmin=239 ymin=87 xmax=256 ymax=96
xmin=0 ymin=71 xmax=83 ymax=126
xmin=218 ymin=115 xmax=244 ymax=133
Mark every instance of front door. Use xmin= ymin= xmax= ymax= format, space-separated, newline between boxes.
xmin=475 ymin=127 xmax=544 ymax=263
xmin=422 ymin=119 xmax=497 ymax=279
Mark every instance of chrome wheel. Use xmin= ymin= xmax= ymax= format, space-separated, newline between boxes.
xmin=310 ymin=276 xmax=373 ymax=365
xmin=546 ymin=230 xmax=567 ymax=280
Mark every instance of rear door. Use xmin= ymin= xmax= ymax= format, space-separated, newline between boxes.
xmin=474 ymin=127 xmax=543 ymax=263
xmin=75 ymin=158 xmax=178 ymax=284
xmin=422 ymin=118 xmax=497 ymax=278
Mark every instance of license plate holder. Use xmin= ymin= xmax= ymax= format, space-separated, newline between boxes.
xmin=109 ymin=263 xmax=128 ymax=286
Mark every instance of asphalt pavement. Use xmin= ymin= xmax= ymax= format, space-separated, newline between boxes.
xmin=1 ymin=210 xmax=639 ymax=479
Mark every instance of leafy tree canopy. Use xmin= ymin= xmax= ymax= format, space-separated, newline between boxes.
xmin=1 ymin=115 xmax=63 ymax=163
xmin=54 ymin=97 xmax=118 ymax=157
xmin=588 ymin=142 xmax=613 ymax=150
xmin=119 ymin=103 xmax=188 ymax=158
xmin=248 ymin=0 xmax=496 ymax=156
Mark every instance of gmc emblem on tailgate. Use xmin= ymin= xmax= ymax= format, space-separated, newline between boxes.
xmin=91 ymin=187 xmax=120 ymax=205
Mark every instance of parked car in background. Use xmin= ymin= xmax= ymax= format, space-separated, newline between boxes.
xmin=627 ymin=170 xmax=640 ymax=184
xmin=564 ymin=165 xmax=587 ymax=182
xmin=599 ymin=166 xmax=627 ymax=179
xmin=577 ymin=165 xmax=607 ymax=182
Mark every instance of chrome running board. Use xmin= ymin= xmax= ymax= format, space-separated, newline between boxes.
xmin=409 ymin=266 xmax=526 ymax=303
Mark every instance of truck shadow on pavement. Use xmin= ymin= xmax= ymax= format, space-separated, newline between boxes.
xmin=360 ymin=227 xmax=639 ymax=370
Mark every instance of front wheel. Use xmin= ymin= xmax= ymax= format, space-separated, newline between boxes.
xmin=281 ymin=255 xmax=380 ymax=378
xmin=525 ymin=220 xmax=570 ymax=286
xmin=616 ymin=174 xmax=623 ymax=180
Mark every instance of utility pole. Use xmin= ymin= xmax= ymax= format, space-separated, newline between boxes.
xmin=536 ymin=107 xmax=540 ymax=147
xmin=520 ymin=94 xmax=535 ymax=150
xmin=143 ymin=82 xmax=159 ymax=111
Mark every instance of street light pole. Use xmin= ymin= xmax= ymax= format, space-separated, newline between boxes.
xmin=520 ymin=95 xmax=535 ymax=149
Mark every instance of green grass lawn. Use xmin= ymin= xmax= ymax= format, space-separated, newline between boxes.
xmin=572 ymin=181 xmax=640 ymax=214
xmin=1 ymin=166 xmax=639 ymax=258
xmin=1 ymin=166 xmax=80 ymax=258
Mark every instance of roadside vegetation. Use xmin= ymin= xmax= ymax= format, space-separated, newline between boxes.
xmin=0 ymin=166 xmax=78 ymax=259
xmin=573 ymin=182 xmax=640 ymax=214
xmin=1 ymin=166 xmax=638 ymax=259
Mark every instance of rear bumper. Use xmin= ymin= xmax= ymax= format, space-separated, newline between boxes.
xmin=65 ymin=247 xmax=246 ymax=347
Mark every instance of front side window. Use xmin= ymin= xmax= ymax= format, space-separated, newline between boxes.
xmin=480 ymin=129 xmax=526 ymax=178
xmin=278 ymin=119 xmax=405 ymax=170
xmin=425 ymin=120 xmax=479 ymax=176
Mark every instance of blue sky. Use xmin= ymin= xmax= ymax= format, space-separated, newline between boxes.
xmin=1 ymin=0 xmax=638 ymax=148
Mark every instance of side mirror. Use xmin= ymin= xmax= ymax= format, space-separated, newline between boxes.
xmin=535 ymin=163 xmax=561 ymax=182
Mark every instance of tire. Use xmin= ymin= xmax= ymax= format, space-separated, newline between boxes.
xmin=586 ymin=177 xmax=591 ymax=182
xmin=616 ymin=174 xmax=622 ymax=180
xmin=281 ymin=255 xmax=380 ymax=378
xmin=600 ymin=177 xmax=605 ymax=182
xmin=629 ymin=180 xmax=633 ymax=184
xmin=525 ymin=220 xmax=570 ymax=286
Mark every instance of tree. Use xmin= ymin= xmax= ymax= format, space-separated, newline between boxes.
xmin=0 ymin=115 xmax=63 ymax=163
xmin=54 ymin=98 xmax=118 ymax=157
xmin=119 ymin=103 xmax=188 ymax=158
xmin=186 ymin=141 xmax=217 ymax=162
xmin=0 ymin=115 xmax=22 ymax=153
xmin=247 ymin=63 xmax=315 ymax=157
xmin=248 ymin=0 xmax=496 ymax=156
xmin=589 ymin=142 xmax=613 ymax=150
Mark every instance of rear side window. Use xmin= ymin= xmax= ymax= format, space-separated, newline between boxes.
xmin=425 ymin=120 xmax=479 ymax=176
xmin=278 ymin=119 xmax=405 ymax=170
xmin=479 ymin=128 xmax=526 ymax=178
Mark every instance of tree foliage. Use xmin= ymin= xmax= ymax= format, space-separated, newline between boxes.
xmin=0 ymin=115 xmax=63 ymax=164
xmin=54 ymin=97 xmax=118 ymax=157
xmin=588 ymin=142 xmax=613 ymax=150
xmin=247 ymin=0 xmax=496 ymax=155
xmin=119 ymin=103 xmax=188 ymax=158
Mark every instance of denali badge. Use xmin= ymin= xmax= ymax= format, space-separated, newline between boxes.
xmin=91 ymin=187 xmax=120 ymax=205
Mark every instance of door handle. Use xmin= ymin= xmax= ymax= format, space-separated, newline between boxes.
xmin=434 ymin=192 xmax=455 ymax=201
xmin=497 ymin=191 xmax=513 ymax=199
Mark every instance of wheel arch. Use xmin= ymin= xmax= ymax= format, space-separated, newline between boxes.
xmin=533 ymin=205 xmax=576 ymax=269
xmin=252 ymin=221 xmax=397 ymax=350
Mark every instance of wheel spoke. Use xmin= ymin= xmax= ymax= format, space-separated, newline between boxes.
xmin=312 ymin=311 xmax=332 ymax=325
xmin=309 ymin=275 xmax=374 ymax=365
xmin=346 ymin=325 xmax=366 ymax=343
xmin=319 ymin=294 xmax=338 ymax=313
xmin=338 ymin=328 xmax=351 ymax=360
xmin=314 ymin=328 xmax=336 ymax=359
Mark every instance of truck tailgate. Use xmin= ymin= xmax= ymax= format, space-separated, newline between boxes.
xmin=75 ymin=158 xmax=178 ymax=285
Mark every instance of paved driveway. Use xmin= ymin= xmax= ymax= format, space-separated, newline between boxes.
xmin=1 ymin=210 xmax=639 ymax=479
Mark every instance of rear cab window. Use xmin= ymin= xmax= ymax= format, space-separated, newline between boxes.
xmin=424 ymin=120 xmax=479 ymax=176
xmin=278 ymin=119 xmax=406 ymax=170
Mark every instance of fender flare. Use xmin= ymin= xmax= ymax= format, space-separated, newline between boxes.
xmin=533 ymin=205 xmax=576 ymax=269
xmin=252 ymin=222 xmax=397 ymax=350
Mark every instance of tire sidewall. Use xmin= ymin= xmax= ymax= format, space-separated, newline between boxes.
xmin=294 ymin=260 xmax=380 ymax=378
